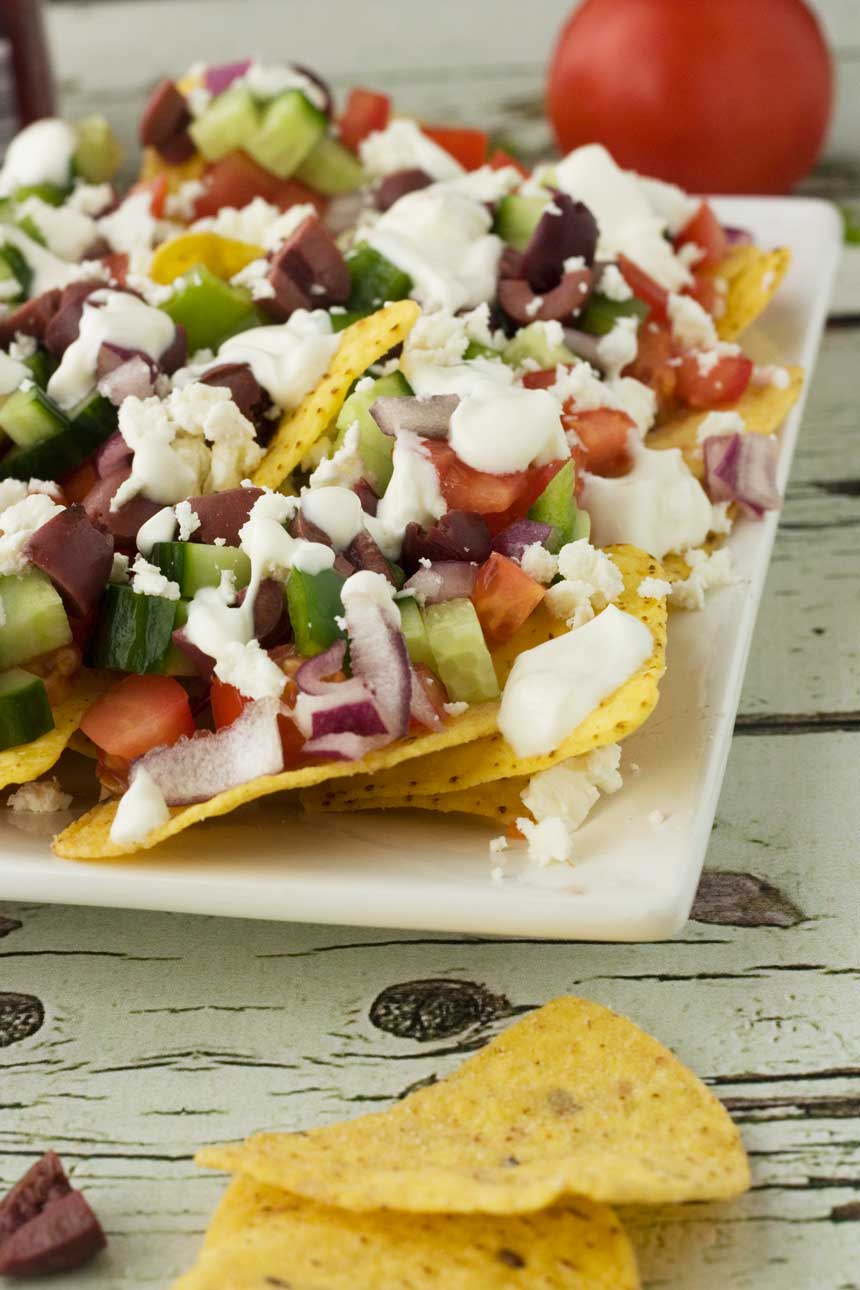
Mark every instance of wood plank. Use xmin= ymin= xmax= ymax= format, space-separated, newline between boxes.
xmin=1 ymin=729 xmax=859 ymax=1285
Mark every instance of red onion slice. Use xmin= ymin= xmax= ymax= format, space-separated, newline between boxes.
xmin=204 ymin=59 xmax=252 ymax=97
xmin=343 ymin=593 xmax=411 ymax=738
xmin=302 ymin=731 xmax=391 ymax=761
xmin=136 ymin=697 xmax=284 ymax=805
xmin=492 ymin=519 xmax=553 ymax=561
xmin=703 ymin=433 xmax=781 ymax=517
xmin=723 ymin=226 xmax=754 ymax=247
xmin=404 ymin=561 xmax=478 ymax=605
xmin=370 ymin=394 xmax=459 ymax=439
xmin=296 ymin=640 xmax=347 ymax=695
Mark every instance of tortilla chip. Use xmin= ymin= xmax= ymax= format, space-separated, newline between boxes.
xmin=198 ymin=996 xmax=750 ymax=1211
xmin=716 ymin=245 xmax=791 ymax=341
xmin=139 ymin=146 xmax=207 ymax=190
xmin=320 ymin=776 xmax=533 ymax=823
xmin=177 ymin=1176 xmax=638 ymax=1290
xmin=647 ymin=365 xmax=803 ymax=474
xmin=301 ymin=546 xmax=665 ymax=812
xmin=149 ymin=232 xmax=264 ymax=285
xmin=0 ymin=671 xmax=108 ymax=792
xmin=251 ymin=300 xmax=420 ymax=489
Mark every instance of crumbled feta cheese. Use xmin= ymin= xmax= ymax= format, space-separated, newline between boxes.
xmin=696 ymin=410 xmax=747 ymax=447
xmin=667 ymin=293 xmax=718 ymax=351
xmin=596 ymin=315 xmax=639 ymax=377
xmin=110 ymin=767 xmax=170 ymax=846
xmin=489 ymin=835 xmax=509 ymax=855
xmin=490 ymin=865 xmax=505 ymax=882
xmin=8 ymin=333 xmax=37 ymax=361
xmin=17 ymin=196 xmax=98 ymax=261
xmin=636 ymin=177 xmax=700 ymax=237
xmin=360 ymin=119 xmax=464 ymax=181
xmin=214 ymin=638 xmax=286 ymax=699
xmin=753 ymin=364 xmax=791 ymax=390
xmin=0 ymin=491 xmax=64 ymax=575
xmin=648 ymin=808 xmax=667 ymax=826
xmin=519 ymin=542 xmax=558 ymax=586
xmin=524 ymin=294 xmax=544 ymax=318
xmin=129 ymin=554 xmax=180 ymax=600
xmin=677 ymin=242 xmax=706 ymax=269
xmin=8 ymin=778 xmax=72 ymax=813
xmin=110 ymin=552 xmax=130 ymax=583
xmin=544 ymin=540 xmax=623 ymax=629
xmin=670 ymin=547 xmax=734 ymax=610
xmin=710 ymin=501 xmax=733 ymax=535
xmin=164 ymin=179 xmax=206 ymax=221
xmin=637 ymin=576 xmax=672 ymax=599
xmin=516 ymin=815 xmax=575 ymax=867
xmin=175 ymin=499 xmax=201 ymax=541
xmin=599 ymin=263 xmax=633 ymax=301
xmin=308 ymin=421 xmax=365 ymax=490
xmin=194 ymin=197 xmax=317 ymax=252
xmin=442 ymin=700 xmax=469 ymax=717
xmin=521 ymin=744 xmax=623 ymax=840
xmin=124 ymin=271 xmax=174 ymax=307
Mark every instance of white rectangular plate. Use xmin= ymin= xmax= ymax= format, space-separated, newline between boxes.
xmin=0 ymin=197 xmax=842 ymax=940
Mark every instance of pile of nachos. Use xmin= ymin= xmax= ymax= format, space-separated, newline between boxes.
xmin=0 ymin=59 xmax=801 ymax=867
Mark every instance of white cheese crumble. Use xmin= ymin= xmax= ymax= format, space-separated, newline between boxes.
xmin=17 ymin=196 xmax=98 ymax=261
xmin=596 ymin=315 xmax=639 ymax=378
xmin=230 ymin=257 xmax=276 ymax=301
xmin=308 ymin=421 xmax=365 ymax=490
xmin=521 ymin=744 xmax=622 ymax=845
xmin=516 ymin=816 xmax=575 ymax=867
xmin=442 ymin=700 xmax=469 ymax=718
xmin=193 ymin=198 xmax=317 ymax=252
xmin=599 ymin=263 xmax=633 ymax=301
xmin=519 ymin=542 xmax=558 ymax=586
xmin=710 ymin=501 xmax=733 ymax=535
xmin=637 ymin=576 xmax=672 ymax=599
xmin=648 ymin=809 xmax=667 ymax=826
xmin=110 ymin=552 xmax=130 ymax=583
xmin=670 ymin=547 xmax=734 ymax=611
xmin=0 ymin=491 xmax=65 ymax=575
xmin=129 ymin=554 xmax=180 ymax=600
xmin=667 ymin=293 xmax=719 ymax=351
xmin=753 ymin=364 xmax=791 ymax=390
xmin=7 ymin=778 xmax=72 ymax=813
xmin=175 ymin=499 xmax=201 ymax=541
xmin=696 ymin=410 xmax=747 ymax=447
xmin=164 ymin=179 xmax=206 ymax=221
xmin=359 ymin=119 xmax=464 ymax=181
xmin=110 ymin=767 xmax=170 ymax=846
xmin=544 ymin=540 xmax=623 ymax=630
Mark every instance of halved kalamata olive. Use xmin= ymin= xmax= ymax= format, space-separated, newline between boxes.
xmin=401 ymin=511 xmax=491 ymax=573
xmin=199 ymin=362 xmax=266 ymax=421
xmin=498 ymin=268 xmax=593 ymax=325
xmin=0 ymin=290 xmax=61 ymax=347
xmin=521 ymin=193 xmax=599 ymax=292
xmin=159 ymin=324 xmax=187 ymax=376
xmin=0 ymin=1152 xmax=106 ymax=1278
xmin=374 ymin=168 xmax=433 ymax=212
xmin=344 ymin=530 xmax=397 ymax=585
xmin=95 ymin=432 xmax=132 ymax=478
xmin=82 ymin=471 xmax=162 ymax=548
xmin=498 ymin=246 xmax=525 ymax=280
xmin=353 ymin=477 xmax=378 ymax=516
xmin=43 ymin=282 xmax=103 ymax=357
xmin=25 ymin=505 xmax=114 ymax=619
xmin=139 ymin=79 xmax=191 ymax=151
xmin=188 ymin=488 xmax=264 ymax=546
xmin=157 ymin=129 xmax=196 ymax=164
xmin=288 ymin=509 xmax=332 ymax=547
xmin=267 ymin=216 xmax=350 ymax=312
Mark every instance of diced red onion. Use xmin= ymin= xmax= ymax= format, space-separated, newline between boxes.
xmin=401 ymin=511 xmax=491 ymax=572
xmin=302 ymin=680 xmax=388 ymax=739
xmin=204 ymin=59 xmax=252 ymax=96
xmin=343 ymin=592 xmax=411 ymax=738
xmin=492 ymin=519 xmax=553 ymax=561
xmin=296 ymin=640 xmax=346 ymax=695
xmin=98 ymin=354 xmax=159 ymax=405
xmin=499 ymin=268 xmax=593 ymax=325
xmin=137 ymin=697 xmax=284 ymax=805
xmin=723 ymin=226 xmax=754 ymax=247
xmin=370 ymin=394 xmax=458 ymax=439
xmin=702 ymin=433 xmax=781 ymax=517
xmin=522 ymin=193 xmax=599 ymax=292
xmin=404 ymin=561 xmax=478 ymax=605
xmin=302 ymin=730 xmax=391 ymax=761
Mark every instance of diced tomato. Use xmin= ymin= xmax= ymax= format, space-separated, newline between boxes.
xmin=80 ymin=675 xmax=194 ymax=761
xmin=101 ymin=251 xmax=129 ymax=286
xmin=338 ymin=88 xmax=391 ymax=153
xmin=488 ymin=148 xmax=529 ymax=178
xmin=563 ymin=407 xmax=635 ymax=476
xmin=471 ymin=552 xmax=545 ymax=645
xmin=520 ymin=368 xmax=557 ymax=391
xmin=148 ymin=172 xmax=169 ymax=219
xmin=192 ymin=152 xmax=325 ymax=219
xmin=408 ymin=663 xmax=449 ymax=733
xmin=675 ymin=200 xmax=730 ymax=270
xmin=210 ymin=676 xmax=247 ymax=730
xmin=422 ymin=441 xmax=528 ymax=515
xmin=277 ymin=711 xmax=306 ymax=768
xmin=624 ymin=318 xmax=677 ymax=406
xmin=60 ymin=461 xmax=99 ymax=505
xmin=675 ymin=350 xmax=754 ymax=409
xmin=684 ymin=270 xmax=720 ymax=315
xmin=617 ymin=254 xmax=669 ymax=319
xmin=422 ymin=125 xmax=489 ymax=171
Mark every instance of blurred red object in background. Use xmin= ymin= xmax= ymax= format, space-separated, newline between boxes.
xmin=547 ymin=0 xmax=832 ymax=194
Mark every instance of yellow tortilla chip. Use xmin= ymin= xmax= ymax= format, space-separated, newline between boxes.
xmin=717 ymin=244 xmax=791 ymax=340
xmin=320 ymin=776 xmax=532 ymax=824
xmin=149 ymin=232 xmax=264 ymax=285
xmin=647 ymin=365 xmax=803 ymax=474
xmin=302 ymin=546 xmax=665 ymax=812
xmin=198 ymin=996 xmax=749 ymax=1211
xmin=139 ymin=147 xmax=207 ymax=191
xmin=177 ymin=1176 xmax=638 ymax=1290
xmin=252 ymin=300 xmax=420 ymax=489
xmin=0 ymin=671 xmax=108 ymax=792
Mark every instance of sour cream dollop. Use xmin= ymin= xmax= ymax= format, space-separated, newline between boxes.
xmin=214 ymin=311 xmax=339 ymax=410
xmin=448 ymin=387 xmax=568 ymax=475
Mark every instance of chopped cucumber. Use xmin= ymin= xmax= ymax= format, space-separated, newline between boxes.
xmin=0 ymin=572 xmax=71 ymax=671
xmin=0 ymin=384 xmax=69 ymax=448
xmin=397 ymin=596 xmax=437 ymax=671
xmin=287 ymin=567 xmax=347 ymax=657
xmin=0 ymin=668 xmax=54 ymax=750
xmin=151 ymin=541 xmax=251 ymax=598
xmin=73 ymin=115 xmax=122 ymax=183
xmin=22 ymin=348 xmax=58 ymax=389
xmin=246 ymin=91 xmax=327 ymax=178
xmin=333 ymin=370 xmax=412 ymax=494
xmin=0 ymin=242 xmax=32 ymax=301
xmin=295 ymin=136 xmax=366 ymax=194
xmin=464 ymin=339 xmax=501 ymax=361
xmin=160 ymin=264 xmax=260 ymax=354
xmin=69 ymin=390 xmax=117 ymax=441
xmin=579 ymin=292 xmax=648 ymax=337
xmin=503 ymin=321 xmax=578 ymax=371
xmin=345 ymin=243 xmax=412 ymax=315
xmin=13 ymin=183 xmax=67 ymax=207
xmin=527 ymin=459 xmax=589 ymax=553
xmin=87 ymin=584 xmax=179 ymax=674
xmin=15 ymin=214 xmax=45 ymax=247
xmin=161 ymin=599 xmax=196 ymax=676
xmin=493 ymin=194 xmax=548 ymax=250
xmin=189 ymin=87 xmax=260 ymax=162
xmin=0 ymin=392 xmax=115 ymax=481
xmin=422 ymin=598 xmax=499 ymax=704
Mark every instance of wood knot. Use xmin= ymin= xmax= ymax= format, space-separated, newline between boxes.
xmin=0 ymin=992 xmax=44 ymax=1046
xmin=369 ymin=979 xmax=511 ymax=1042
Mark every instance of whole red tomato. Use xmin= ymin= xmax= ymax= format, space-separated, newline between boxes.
xmin=547 ymin=0 xmax=832 ymax=194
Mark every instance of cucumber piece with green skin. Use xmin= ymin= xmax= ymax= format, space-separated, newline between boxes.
xmin=160 ymin=264 xmax=261 ymax=354
xmin=68 ymin=390 xmax=117 ymax=441
xmin=0 ymin=384 xmax=69 ymax=448
xmin=332 ymin=370 xmax=412 ymax=494
xmin=493 ymin=194 xmax=548 ymax=250
xmin=503 ymin=322 xmax=578 ymax=371
xmin=13 ymin=183 xmax=67 ymax=207
xmin=0 ymin=393 xmax=116 ymax=481
xmin=527 ymin=459 xmax=589 ymax=554
xmin=22 ymin=348 xmax=58 ymax=389
xmin=0 ymin=242 xmax=32 ymax=301
xmin=15 ymin=215 xmax=45 ymax=247
xmin=397 ymin=596 xmax=437 ymax=671
xmin=87 ymin=584 xmax=179 ymax=674
xmin=73 ymin=115 xmax=122 ymax=183
xmin=161 ymin=599 xmax=196 ymax=676
xmin=245 ymin=91 xmax=327 ymax=179
xmin=579 ymin=292 xmax=648 ymax=337
xmin=345 ymin=243 xmax=412 ymax=315
xmin=150 ymin=541 xmax=251 ymax=598
xmin=287 ymin=567 xmax=347 ymax=657
xmin=295 ymin=136 xmax=366 ymax=194
xmin=189 ymin=88 xmax=260 ymax=162
xmin=0 ymin=668 xmax=54 ymax=750
xmin=422 ymin=598 xmax=499 ymax=704
xmin=0 ymin=571 xmax=71 ymax=671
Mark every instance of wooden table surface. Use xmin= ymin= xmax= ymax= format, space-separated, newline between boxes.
xmin=1 ymin=3 xmax=859 ymax=1286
